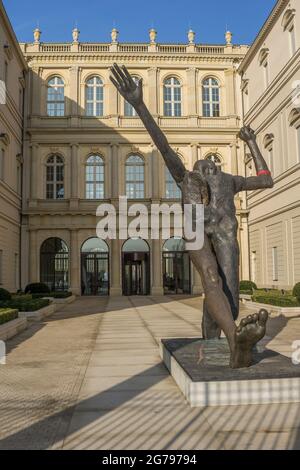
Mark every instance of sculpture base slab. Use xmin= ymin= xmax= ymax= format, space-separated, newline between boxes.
xmin=160 ymin=338 xmax=300 ymax=407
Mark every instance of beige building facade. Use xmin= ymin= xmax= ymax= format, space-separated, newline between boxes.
xmin=0 ymin=0 xmax=27 ymax=292
xmin=239 ymin=0 xmax=300 ymax=289
xmin=15 ymin=29 xmax=250 ymax=296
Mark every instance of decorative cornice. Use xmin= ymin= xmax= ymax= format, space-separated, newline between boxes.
xmin=239 ymin=0 xmax=289 ymax=73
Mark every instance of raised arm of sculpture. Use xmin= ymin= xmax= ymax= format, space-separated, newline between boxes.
xmin=234 ymin=126 xmax=274 ymax=193
xmin=110 ymin=63 xmax=186 ymax=185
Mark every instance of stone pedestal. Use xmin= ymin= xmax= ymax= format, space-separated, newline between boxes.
xmin=160 ymin=338 xmax=300 ymax=407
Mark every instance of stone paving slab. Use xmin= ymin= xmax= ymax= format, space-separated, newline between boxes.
xmin=0 ymin=295 xmax=300 ymax=450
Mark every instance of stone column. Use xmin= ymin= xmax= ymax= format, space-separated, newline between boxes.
xmin=225 ymin=68 xmax=236 ymax=115
xmin=110 ymin=239 xmax=122 ymax=295
xmin=152 ymin=238 xmax=163 ymax=295
xmin=190 ymin=143 xmax=199 ymax=167
xmin=186 ymin=67 xmax=197 ymax=116
xmin=29 ymin=230 xmax=38 ymax=282
xmin=70 ymin=143 xmax=79 ymax=208
xmin=31 ymin=67 xmax=41 ymax=115
xmin=109 ymin=79 xmax=118 ymax=116
xmin=230 ymin=141 xmax=238 ymax=175
xmin=69 ymin=66 xmax=79 ymax=118
xmin=110 ymin=144 xmax=119 ymax=199
xmin=30 ymin=143 xmax=39 ymax=206
xmin=70 ymin=230 xmax=80 ymax=295
xmin=147 ymin=67 xmax=158 ymax=115
xmin=151 ymin=145 xmax=160 ymax=200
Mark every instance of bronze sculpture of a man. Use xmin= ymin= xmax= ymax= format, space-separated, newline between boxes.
xmin=110 ymin=64 xmax=274 ymax=368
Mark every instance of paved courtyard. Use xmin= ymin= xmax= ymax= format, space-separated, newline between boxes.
xmin=0 ymin=295 xmax=300 ymax=450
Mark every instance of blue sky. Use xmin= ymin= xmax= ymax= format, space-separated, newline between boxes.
xmin=4 ymin=0 xmax=277 ymax=45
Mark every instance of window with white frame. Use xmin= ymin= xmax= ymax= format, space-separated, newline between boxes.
xmin=202 ymin=77 xmax=220 ymax=117
xmin=124 ymin=76 xmax=139 ymax=116
xmin=272 ymin=246 xmax=279 ymax=282
xmin=46 ymin=155 xmax=64 ymax=199
xmin=163 ymin=77 xmax=182 ymax=117
xmin=47 ymin=77 xmax=65 ymax=116
xmin=165 ymin=166 xmax=181 ymax=199
xmin=125 ymin=155 xmax=144 ymax=199
xmin=86 ymin=76 xmax=104 ymax=117
xmin=85 ymin=155 xmax=105 ymax=199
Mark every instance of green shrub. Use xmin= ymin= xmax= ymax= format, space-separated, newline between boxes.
xmin=252 ymin=294 xmax=299 ymax=307
xmin=0 ymin=298 xmax=50 ymax=312
xmin=25 ymin=283 xmax=50 ymax=294
xmin=0 ymin=308 xmax=18 ymax=325
xmin=240 ymin=280 xmax=257 ymax=291
xmin=240 ymin=290 xmax=253 ymax=296
xmin=0 ymin=288 xmax=11 ymax=301
xmin=32 ymin=291 xmax=72 ymax=299
xmin=292 ymin=282 xmax=300 ymax=301
xmin=11 ymin=294 xmax=32 ymax=301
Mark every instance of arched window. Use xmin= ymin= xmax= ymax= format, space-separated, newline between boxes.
xmin=125 ymin=155 xmax=144 ymax=199
xmin=288 ymin=108 xmax=300 ymax=162
xmin=124 ymin=76 xmax=139 ymax=116
xmin=86 ymin=76 xmax=104 ymax=117
xmin=205 ymin=153 xmax=222 ymax=167
xmin=258 ymin=48 xmax=270 ymax=89
xmin=46 ymin=155 xmax=64 ymax=199
xmin=122 ymin=238 xmax=149 ymax=253
xmin=263 ymin=134 xmax=274 ymax=174
xmin=165 ymin=166 xmax=181 ymax=199
xmin=85 ymin=155 xmax=104 ymax=199
xmin=47 ymin=77 xmax=65 ymax=116
xmin=40 ymin=238 xmax=69 ymax=291
xmin=202 ymin=77 xmax=220 ymax=117
xmin=81 ymin=238 xmax=109 ymax=296
xmin=282 ymin=8 xmax=297 ymax=56
xmin=163 ymin=77 xmax=182 ymax=117
xmin=162 ymin=237 xmax=190 ymax=294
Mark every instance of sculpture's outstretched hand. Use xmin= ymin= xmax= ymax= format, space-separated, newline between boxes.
xmin=110 ymin=63 xmax=143 ymax=108
xmin=239 ymin=125 xmax=256 ymax=143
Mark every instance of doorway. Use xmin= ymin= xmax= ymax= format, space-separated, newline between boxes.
xmin=162 ymin=238 xmax=191 ymax=294
xmin=81 ymin=238 xmax=109 ymax=296
xmin=122 ymin=239 xmax=150 ymax=296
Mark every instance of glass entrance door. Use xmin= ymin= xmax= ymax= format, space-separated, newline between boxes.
xmin=123 ymin=254 xmax=150 ymax=295
xmin=163 ymin=252 xmax=191 ymax=294
xmin=81 ymin=253 xmax=109 ymax=296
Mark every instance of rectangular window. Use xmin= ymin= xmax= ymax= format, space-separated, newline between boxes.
xmin=19 ymin=88 xmax=23 ymax=114
xmin=0 ymin=149 xmax=4 ymax=180
xmin=251 ymin=251 xmax=257 ymax=284
xmin=263 ymin=62 xmax=269 ymax=89
xmin=289 ymin=26 xmax=297 ymax=56
xmin=272 ymin=246 xmax=278 ymax=282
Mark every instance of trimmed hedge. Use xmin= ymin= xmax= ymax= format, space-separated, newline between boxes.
xmin=25 ymin=283 xmax=50 ymax=294
xmin=32 ymin=291 xmax=73 ymax=299
xmin=240 ymin=290 xmax=253 ymax=296
xmin=0 ymin=308 xmax=18 ymax=325
xmin=0 ymin=288 xmax=11 ymax=301
xmin=0 ymin=298 xmax=50 ymax=312
xmin=292 ymin=282 xmax=300 ymax=301
xmin=240 ymin=280 xmax=257 ymax=291
xmin=252 ymin=294 xmax=299 ymax=307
